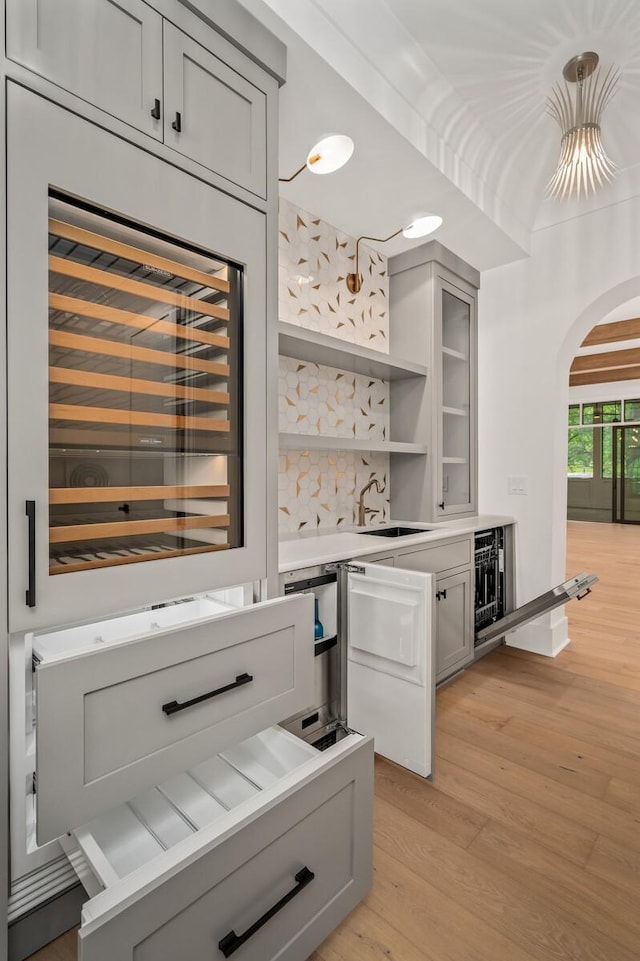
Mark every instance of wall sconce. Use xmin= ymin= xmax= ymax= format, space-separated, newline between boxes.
xmin=345 ymin=215 xmax=443 ymax=293
xmin=279 ymin=134 xmax=354 ymax=183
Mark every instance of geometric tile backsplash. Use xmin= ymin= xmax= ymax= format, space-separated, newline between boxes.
xmin=279 ymin=448 xmax=390 ymax=534
xmin=279 ymin=198 xmax=389 ymax=347
xmin=278 ymin=200 xmax=391 ymax=533
xmin=278 ymin=357 xmax=389 ymax=440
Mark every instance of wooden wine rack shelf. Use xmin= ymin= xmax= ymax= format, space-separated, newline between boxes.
xmin=50 ymin=513 xmax=230 ymax=544
xmin=49 ymin=293 xmax=230 ymax=349
xmin=50 ymin=542 xmax=229 ymax=575
xmin=49 ymin=329 xmax=230 ymax=377
xmin=49 ymin=403 xmax=230 ymax=433
xmin=49 ymin=367 xmax=230 ymax=405
xmin=49 ymin=218 xmax=230 ymax=294
xmin=49 ymin=485 xmax=231 ymax=505
xmin=49 ymin=255 xmax=230 ymax=320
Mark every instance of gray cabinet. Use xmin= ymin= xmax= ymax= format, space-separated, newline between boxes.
xmin=437 ymin=273 xmax=477 ymax=517
xmin=7 ymin=85 xmax=270 ymax=632
xmin=434 ymin=569 xmax=473 ymax=681
xmin=394 ymin=538 xmax=474 ymax=682
xmin=389 ymin=242 xmax=479 ymax=522
xmin=6 ymin=0 xmax=272 ymax=198
xmin=6 ymin=0 xmax=164 ymax=138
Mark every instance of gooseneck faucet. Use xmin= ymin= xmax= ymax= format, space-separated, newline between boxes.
xmin=357 ymin=478 xmax=386 ymax=526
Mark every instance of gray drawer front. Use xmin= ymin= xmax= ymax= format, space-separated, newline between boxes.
xmin=77 ymin=736 xmax=374 ymax=961
xmin=35 ymin=596 xmax=314 ymax=844
xmin=396 ymin=538 xmax=471 ymax=574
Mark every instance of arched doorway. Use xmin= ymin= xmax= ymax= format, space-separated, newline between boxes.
xmin=551 ymin=279 xmax=640 ymax=584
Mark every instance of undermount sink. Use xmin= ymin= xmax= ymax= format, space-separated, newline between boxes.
xmin=357 ymin=526 xmax=433 ymax=537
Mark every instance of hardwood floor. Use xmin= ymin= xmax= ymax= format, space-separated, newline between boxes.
xmin=28 ymin=521 xmax=640 ymax=961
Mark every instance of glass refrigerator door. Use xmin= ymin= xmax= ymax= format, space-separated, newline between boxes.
xmin=48 ymin=196 xmax=242 ymax=576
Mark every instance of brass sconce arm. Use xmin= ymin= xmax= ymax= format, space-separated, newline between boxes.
xmin=278 ymin=162 xmax=308 ymax=184
xmin=346 ymin=228 xmax=403 ymax=294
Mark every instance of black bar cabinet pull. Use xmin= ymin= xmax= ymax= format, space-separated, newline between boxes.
xmin=150 ymin=98 xmax=161 ymax=120
xmin=171 ymin=111 xmax=182 ymax=132
xmin=25 ymin=500 xmax=36 ymax=608
xmin=576 ymin=587 xmax=592 ymax=600
xmin=162 ymin=672 xmax=253 ymax=716
xmin=438 ymin=501 xmax=445 ymax=510
xmin=218 ymin=867 xmax=315 ymax=958
xmin=436 ymin=589 xmax=447 ymax=602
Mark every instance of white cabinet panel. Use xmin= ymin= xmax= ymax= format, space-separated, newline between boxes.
xmin=163 ymin=22 xmax=267 ymax=198
xmin=34 ymin=594 xmax=314 ymax=844
xmin=6 ymin=0 xmax=163 ymax=138
xmin=347 ymin=563 xmax=434 ymax=777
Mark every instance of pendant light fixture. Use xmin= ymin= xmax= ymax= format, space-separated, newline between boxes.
xmin=346 ymin=215 xmax=442 ymax=294
xmin=279 ymin=134 xmax=354 ymax=183
xmin=546 ymin=52 xmax=619 ymax=200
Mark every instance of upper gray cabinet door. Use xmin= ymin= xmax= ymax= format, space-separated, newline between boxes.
xmin=163 ymin=22 xmax=267 ymax=198
xmin=6 ymin=0 xmax=164 ymax=139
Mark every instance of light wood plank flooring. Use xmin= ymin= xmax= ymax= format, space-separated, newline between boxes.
xmin=28 ymin=521 xmax=640 ymax=961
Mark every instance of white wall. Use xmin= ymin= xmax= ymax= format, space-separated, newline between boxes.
xmin=478 ymin=193 xmax=640 ymax=655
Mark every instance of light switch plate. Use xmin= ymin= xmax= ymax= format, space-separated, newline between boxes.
xmin=508 ymin=475 xmax=528 ymax=495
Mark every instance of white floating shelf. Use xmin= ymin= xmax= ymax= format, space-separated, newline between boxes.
xmin=442 ymin=406 xmax=468 ymax=417
xmin=442 ymin=346 xmax=467 ymax=361
xmin=278 ymin=322 xmax=428 ymax=381
xmin=442 ymin=456 xmax=468 ymax=464
xmin=279 ymin=433 xmax=427 ymax=455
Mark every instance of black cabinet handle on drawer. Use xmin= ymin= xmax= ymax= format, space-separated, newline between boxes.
xmin=171 ymin=111 xmax=182 ymax=132
xmin=162 ymin=672 xmax=253 ymax=717
xmin=218 ymin=866 xmax=315 ymax=958
xmin=25 ymin=500 xmax=36 ymax=608
xmin=150 ymin=98 xmax=161 ymax=120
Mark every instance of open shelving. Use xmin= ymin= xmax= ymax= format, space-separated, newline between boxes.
xmin=279 ymin=433 xmax=427 ymax=455
xmin=278 ymin=322 xmax=428 ymax=381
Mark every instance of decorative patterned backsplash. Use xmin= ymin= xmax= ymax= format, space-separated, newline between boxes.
xmin=279 ymin=357 xmax=389 ymax=440
xmin=279 ymin=449 xmax=389 ymax=533
xmin=278 ymin=200 xmax=391 ymax=533
xmin=279 ymin=198 xmax=389 ymax=348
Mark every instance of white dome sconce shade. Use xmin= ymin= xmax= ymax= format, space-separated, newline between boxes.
xmin=546 ymin=52 xmax=619 ymax=200
xmin=346 ymin=215 xmax=443 ymax=294
xmin=279 ymin=134 xmax=354 ymax=183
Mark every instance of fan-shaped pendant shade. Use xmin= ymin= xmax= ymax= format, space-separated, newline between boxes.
xmin=546 ymin=52 xmax=619 ymax=200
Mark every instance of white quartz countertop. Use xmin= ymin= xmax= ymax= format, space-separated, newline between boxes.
xmin=278 ymin=515 xmax=515 ymax=573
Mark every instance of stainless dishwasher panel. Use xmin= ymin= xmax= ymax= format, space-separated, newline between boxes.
xmin=475 ymin=572 xmax=598 ymax=645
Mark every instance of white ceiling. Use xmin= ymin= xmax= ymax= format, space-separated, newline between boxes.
xmin=239 ymin=0 xmax=640 ymax=270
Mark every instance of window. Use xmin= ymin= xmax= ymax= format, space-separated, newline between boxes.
xmin=624 ymin=399 xmax=640 ymax=422
xmin=567 ymin=427 xmax=594 ymax=478
xmin=568 ymin=405 xmax=580 ymax=426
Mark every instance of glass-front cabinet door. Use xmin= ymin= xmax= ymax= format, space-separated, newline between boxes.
xmin=7 ymin=83 xmax=267 ymax=632
xmin=436 ymin=275 xmax=477 ymax=517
